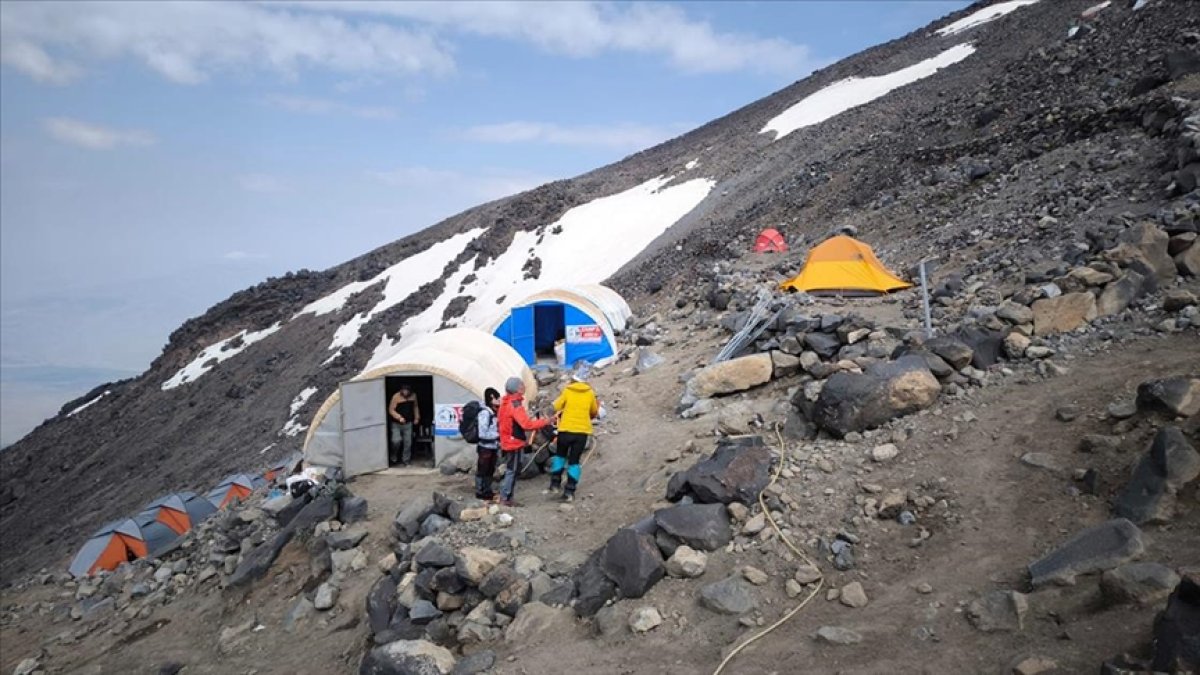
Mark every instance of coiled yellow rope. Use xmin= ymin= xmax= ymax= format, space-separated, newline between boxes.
xmin=712 ymin=426 xmax=825 ymax=675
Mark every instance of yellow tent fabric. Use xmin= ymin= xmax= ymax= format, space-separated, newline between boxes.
xmin=780 ymin=235 xmax=912 ymax=294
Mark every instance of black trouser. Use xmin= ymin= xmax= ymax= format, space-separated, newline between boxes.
xmin=475 ymin=445 xmax=498 ymax=498
xmin=549 ymin=431 xmax=588 ymax=496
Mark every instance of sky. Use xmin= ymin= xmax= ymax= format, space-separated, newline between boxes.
xmin=0 ymin=0 xmax=970 ymax=446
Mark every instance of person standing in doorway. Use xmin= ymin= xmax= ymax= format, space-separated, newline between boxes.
xmin=475 ymin=387 xmax=502 ymax=500
xmin=497 ymin=377 xmax=549 ymax=507
xmin=388 ymin=384 xmax=420 ymax=466
xmin=546 ymin=364 xmax=599 ymax=502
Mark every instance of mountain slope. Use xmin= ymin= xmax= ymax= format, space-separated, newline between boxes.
xmin=3 ymin=0 xmax=1197 ymax=583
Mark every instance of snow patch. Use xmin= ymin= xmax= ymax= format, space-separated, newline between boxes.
xmin=762 ymin=44 xmax=976 ymax=140
xmin=1082 ymin=1 xmax=1111 ymax=18
xmin=1132 ymin=0 xmax=1150 ymax=10
xmin=367 ymin=175 xmax=715 ymax=369
xmin=301 ymin=228 xmax=483 ymax=356
xmin=161 ymin=323 xmax=281 ymax=390
xmin=289 ymin=387 xmax=318 ymax=416
xmin=685 ymin=159 xmax=699 ymax=170
xmin=280 ymin=418 xmax=308 ymax=437
xmin=67 ymin=390 xmax=109 ymax=417
xmin=935 ymin=0 xmax=1040 ymax=36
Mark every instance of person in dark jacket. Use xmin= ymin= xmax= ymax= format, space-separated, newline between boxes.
xmin=497 ymin=376 xmax=549 ymax=507
xmin=475 ymin=387 xmax=501 ymax=500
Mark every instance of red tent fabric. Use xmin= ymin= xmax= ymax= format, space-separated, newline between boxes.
xmin=753 ymin=228 xmax=787 ymax=253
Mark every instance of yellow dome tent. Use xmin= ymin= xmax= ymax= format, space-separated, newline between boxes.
xmin=780 ymin=235 xmax=912 ymax=295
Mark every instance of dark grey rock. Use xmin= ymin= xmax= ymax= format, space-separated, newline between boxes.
xmin=1151 ymin=570 xmax=1200 ymax=672
xmin=327 ymin=528 xmax=368 ymax=551
xmin=409 ymin=600 xmax=443 ymax=625
xmin=804 ymin=332 xmax=841 ymax=359
xmin=393 ymin=494 xmax=437 ymax=542
xmin=965 ymin=590 xmax=1027 ymax=632
xmin=698 ymin=576 xmax=756 ymax=615
xmin=571 ymin=550 xmax=617 ymax=617
xmin=924 ymin=336 xmax=973 ymax=370
xmin=479 ymin=565 xmax=522 ymax=598
xmin=452 ymin=650 xmax=496 ymax=675
xmin=812 ymin=356 xmax=940 ymax=437
xmin=420 ymin=514 xmax=453 ymax=538
xmin=367 ymin=574 xmax=399 ymax=637
xmin=955 ymin=327 xmax=1005 ymax=369
xmin=653 ymin=503 xmax=731 ymax=552
xmin=1137 ymin=377 xmax=1200 ymax=418
xmin=359 ymin=639 xmax=455 ymax=675
xmin=1028 ymin=518 xmax=1145 ymax=587
xmin=414 ymin=542 xmax=457 ymax=569
xmin=1113 ymin=426 xmax=1200 ymax=524
xmin=1101 ymin=562 xmax=1181 ymax=607
xmin=339 ymin=496 xmax=369 ymax=524
xmin=665 ymin=436 xmax=772 ymax=505
xmin=537 ymin=579 xmax=575 ymax=607
xmin=600 ymin=528 xmax=665 ymax=599
xmin=430 ymin=567 xmax=467 ymax=595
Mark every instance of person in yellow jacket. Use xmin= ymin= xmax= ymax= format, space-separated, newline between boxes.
xmin=545 ymin=364 xmax=600 ymax=502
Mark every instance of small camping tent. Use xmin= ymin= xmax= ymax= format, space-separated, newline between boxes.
xmin=490 ymin=284 xmax=631 ymax=367
xmin=780 ymin=235 xmax=911 ymax=295
xmin=303 ymin=327 xmax=536 ymax=476
xmin=69 ymin=518 xmax=148 ymax=577
xmin=264 ymin=453 xmax=303 ymax=483
xmin=753 ymin=228 xmax=787 ymax=253
xmin=206 ymin=474 xmax=258 ymax=509
xmin=135 ymin=492 xmax=217 ymax=557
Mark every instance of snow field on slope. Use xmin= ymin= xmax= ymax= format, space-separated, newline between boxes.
xmin=762 ymin=43 xmax=976 ymax=140
xmin=67 ymin=390 xmax=110 ymax=417
xmin=935 ymin=0 xmax=1040 ymax=36
xmin=365 ymin=174 xmax=716 ymax=369
xmin=161 ymin=323 xmax=282 ymax=390
xmin=300 ymin=228 xmax=484 ymax=360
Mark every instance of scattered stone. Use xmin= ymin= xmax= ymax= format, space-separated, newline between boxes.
xmin=452 ymin=650 xmax=496 ymax=675
xmin=1010 ymin=655 xmax=1059 ymax=675
xmin=1021 ymin=453 xmax=1061 ymax=472
xmin=1113 ymin=426 xmax=1199 ymax=524
xmin=1055 ymin=405 xmax=1080 ymax=422
xmin=1101 ymin=562 xmax=1181 ymax=607
xmin=409 ymin=600 xmax=443 ymax=625
xmin=504 ymin=602 xmax=576 ymax=644
xmin=326 ymin=528 xmax=368 ymax=551
xmin=13 ymin=658 xmax=40 ymax=675
xmin=1097 ymin=272 xmax=1146 ymax=317
xmin=628 ymin=606 xmax=663 ymax=633
xmin=699 ymin=576 xmax=757 ymax=615
xmin=741 ymin=566 xmax=769 ymax=586
xmin=741 ymin=513 xmax=766 ymax=535
xmin=665 ymin=546 xmax=708 ymax=579
xmin=794 ymin=565 xmax=822 ymax=585
xmin=996 ymin=301 xmax=1034 ymax=325
xmin=359 ymin=639 xmax=456 ymax=675
xmin=839 ymin=582 xmax=868 ymax=608
xmin=1031 ymin=292 xmax=1097 ymax=335
xmin=393 ymin=494 xmax=437 ymax=542
xmin=415 ymin=542 xmax=457 ymax=569
xmin=1136 ymin=377 xmax=1200 ymax=418
xmin=420 ymin=514 xmax=453 ymax=538
xmin=1028 ymin=519 xmax=1144 ymax=587
xmin=871 ymin=443 xmax=899 ymax=462
xmin=314 ymin=582 xmax=338 ymax=610
xmin=456 ymin=547 xmax=507 ymax=585
xmin=785 ymin=580 xmax=804 ymax=598
xmin=1079 ymin=434 xmax=1121 ymax=452
xmin=966 ymin=590 xmax=1028 ymax=632
xmin=1003 ymin=332 xmax=1032 ymax=359
xmin=339 ymin=496 xmax=369 ymax=524
xmin=572 ymin=551 xmax=617 ymax=617
xmin=815 ymin=626 xmax=863 ymax=645
xmin=1150 ymin=569 xmax=1200 ymax=671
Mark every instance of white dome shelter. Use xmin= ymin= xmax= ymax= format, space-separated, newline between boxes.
xmin=304 ymin=328 xmax=536 ymax=476
xmin=489 ymin=284 xmax=631 ymax=368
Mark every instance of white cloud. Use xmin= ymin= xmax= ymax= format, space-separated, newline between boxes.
xmin=368 ymin=166 xmax=553 ymax=201
xmin=42 ymin=117 xmax=156 ymax=150
xmin=461 ymin=121 xmax=685 ymax=150
xmin=0 ymin=1 xmax=455 ymax=85
xmin=237 ymin=173 xmax=290 ymax=194
xmin=296 ymin=1 xmax=817 ymax=76
xmin=223 ymin=250 xmax=267 ymax=261
xmin=266 ymin=94 xmax=397 ymax=120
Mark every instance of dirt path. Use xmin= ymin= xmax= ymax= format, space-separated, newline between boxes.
xmin=2 ymin=331 xmax=1196 ymax=675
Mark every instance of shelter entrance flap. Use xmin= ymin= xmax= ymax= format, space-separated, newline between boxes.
xmin=385 ymin=375 xmax=435 ymax=467
xmin=340 ymin=378 xmax=388 ymax=476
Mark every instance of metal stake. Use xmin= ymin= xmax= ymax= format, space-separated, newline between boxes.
xmin=919 ymin=260 xmax=933 ymax=338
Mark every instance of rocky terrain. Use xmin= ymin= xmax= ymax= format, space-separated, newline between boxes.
xmin=2 ymin=0 xmax=1199 ymax=673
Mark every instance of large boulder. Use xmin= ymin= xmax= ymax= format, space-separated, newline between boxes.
xmin=1113 ymin=427 xmax=1200 ymax=524
xmin=1028 ymin=519 xmax=1144 ymax=587
xmin=1178 ymin=242 xmax=1200 ymax=276
xmin=1118 ymin=222 xmax=1176 ymax=284
xmin=686 ymin=354 xmax=774 ymax=399
xmin=811 ymin=356 xmax=940 ymax=437
xmin=359 ymin=639 xmax=456 ymax=675
xmin=455 ymin=548 xmax=507 ymax=585
xmin=653 ymin=504 xmax=732 ymax=552
xmin=394 ymin=494 xmax=437 ymax=542
xmin=924 ymin=336 xmax=973 ymax=370
xmin=1151 ymin=569 xmax=1200 ymax=672
xmin=1101 ymin=563 xmax=1181 ymax=607
xmin=955 ymin=328 xmax=1005 ymax=369
xmin=965 ymin=590 xmax=1028 ymax=633
xmin=665 ymin=436 xmax=772 ymax=505
xmin=572 ymin=550 xmax=617 ymax=617
xmin=1137 ymin=377 xmax=1200 ymax=418
xmin=367 ymin=574 xmax=400 ymax=638
xmin=600 ymin=529 xmax=665 ymax=599
xmin=1096 ymin=272 xmax=1146 ymax=317
xmin=1031 ymin=292 xmax=1097 ymax=335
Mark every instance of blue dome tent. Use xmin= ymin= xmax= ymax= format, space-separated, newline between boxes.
xmin=489 ymin=284 xmax=631 ymax=367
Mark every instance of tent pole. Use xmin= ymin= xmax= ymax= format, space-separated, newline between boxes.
xmin=919 ymin=260 xmax=933 ymax=338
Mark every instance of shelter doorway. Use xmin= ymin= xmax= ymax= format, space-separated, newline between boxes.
xmin=532 ymin=303 xmax=565 ymax=359
xmin=385 ymin=375 xmax=434 ymax=467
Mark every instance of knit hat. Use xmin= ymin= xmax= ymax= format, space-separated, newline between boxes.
xmin=504 ymin=377 xmax=524 ymax=394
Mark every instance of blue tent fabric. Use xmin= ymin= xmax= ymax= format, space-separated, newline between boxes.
xmin=493 ymin=295 xmax=619 ymax=367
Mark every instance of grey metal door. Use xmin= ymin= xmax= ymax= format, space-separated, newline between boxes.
xmin=340 ymin=379 xmax=388 ymax=476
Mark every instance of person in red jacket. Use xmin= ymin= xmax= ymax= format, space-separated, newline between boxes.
xmin=497 ymin=376 xmax=549 ymax=506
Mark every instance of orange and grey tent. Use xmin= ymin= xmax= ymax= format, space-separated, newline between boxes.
xmin=264 ymin=453 xmax=302 ymax=483
xmin=753 ymin=228 xmax=788 ymax=253
xmin=206 ymin=474 xmax=257 ymax=509
xmin=135 ymin=492 xmax=217 ymax=556
xmin=780 ymin=235 xmax=912 ymax=295
xmin=69 ymin=518 xmax=148 ymax=577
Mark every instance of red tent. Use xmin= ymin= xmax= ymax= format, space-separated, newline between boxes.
xmin=753 ymin=228 xmax=787 ymax=253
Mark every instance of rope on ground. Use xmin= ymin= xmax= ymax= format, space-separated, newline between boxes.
xmin=711 ymin=425 xmax=825 ymax=675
